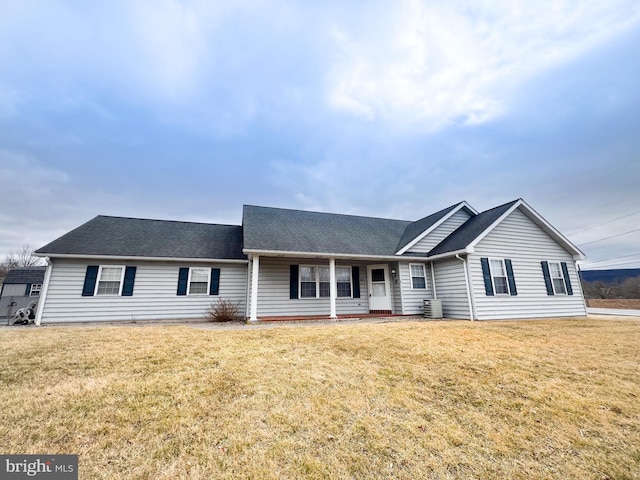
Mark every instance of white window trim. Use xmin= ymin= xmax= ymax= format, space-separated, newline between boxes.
xmin=29 ymin=284 xmax=42 ymax=296
xmin=548 ymin=261 xmax=567 ymax=295
xmin=409 ymin=263 xmax=427 ymax=290
xmin=299 ymin=264 xmax=353 ymax=299
xmin=188 ymin=267 xmax=211 ymax=295
xmin=489 ymin=258 xmax=510 ymax=296
xmin=94 ymin=265 xmax=126 ymax=296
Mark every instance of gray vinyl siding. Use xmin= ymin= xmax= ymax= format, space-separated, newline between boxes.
xmin=398 ymin=262 xmax=433 ymax=314
xmin=433 ymin=258 xmax=470 ymax=319
xmin=250 ymin=257 xmax=370 ymax=318
xmin=408 ymin=210 xmax=472 ymax=253
xmin=470 ymin=208 xmax=587 ymax=320
xmin=39 ymin=259 xmax=247 ymax=323
xmin=391 ymin=262 xmax=403 ymax=315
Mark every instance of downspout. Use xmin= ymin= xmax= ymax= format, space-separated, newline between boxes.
xmin=456 ymin=254 xmax=476 ymax=321
xmin=430 ymin=261 xmax=437 ymax=299
xmin=34 ymin=259 xmax=53 ymax=326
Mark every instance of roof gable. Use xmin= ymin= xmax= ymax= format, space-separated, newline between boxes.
xmin=36 ymin=216 xmax=246 ymax=260
xmin=428 ymin=199 xmax=585 ymax=260
xmin=427 ymin=200 xmax=518 ymax=257
xmin=396 ymin=202 xmax=477 ymax=254
xmin=243 ymin=205 xmax=411 ymax=257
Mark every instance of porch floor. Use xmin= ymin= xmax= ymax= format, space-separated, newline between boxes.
xmin=250 ymin=313 xmax=419 ymax=324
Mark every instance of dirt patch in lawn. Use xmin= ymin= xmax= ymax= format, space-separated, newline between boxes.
xmin=1 ymin=318 xmax=639 ymax=479
xmin=587 ymin=298 xmax=640 ymax=309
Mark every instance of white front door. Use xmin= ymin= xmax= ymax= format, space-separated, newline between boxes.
xmin=367 ymin=265 xmax=391 ymax=312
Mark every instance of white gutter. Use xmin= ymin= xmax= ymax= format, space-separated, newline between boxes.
xmin=456 ymin=254 xmax=476 ymax=321
xmin=34 ymin=260 xmax=53 ymax=326
xmin=242 ymin=249 xmax=417 ymax=262
xmin=34 ymin=253 xmax=248 ymax=264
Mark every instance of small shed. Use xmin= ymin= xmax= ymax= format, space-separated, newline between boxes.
xmin=0 ymin=266 xmax=46 ymax=319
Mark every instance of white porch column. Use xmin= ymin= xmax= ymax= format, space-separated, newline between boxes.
xmin=249 ymin=255 xmax=260 ymax=322
xmin=329 ymin=258 xmax=337 ymax=319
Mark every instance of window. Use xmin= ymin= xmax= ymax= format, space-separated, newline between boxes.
xmin=410 ymin=264 xmax=427 ymax=289
xmin=549 ymin=262 xmax=567 ymax=294
xmin=189 ymin=268 xmax=210 ymax=295
xmin=336 ymin=267 xmax=352 ymax=297
xmin=490 ymin=259 xmax=509 ymax=295
xmin=300 ymin=266 xmax=317 ymax=298
xmin=319 ymin=267 xmax=330 ymax=297
xmin=96 ymin=266 xmax=124 ymax=295
xmin=29 ymin=284 xmax=42 ymax=296
xmin=481 ymin=258 xmax=517 ymax=296
xmin=299 ymin=265 xmax=353 ymax=298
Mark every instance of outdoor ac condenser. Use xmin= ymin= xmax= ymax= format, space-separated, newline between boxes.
xmin=423 ymin=299 xmax=443 ymax=319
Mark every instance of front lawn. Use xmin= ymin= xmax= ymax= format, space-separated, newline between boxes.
xmin=1 ymin=318 xmax=638 ymax=479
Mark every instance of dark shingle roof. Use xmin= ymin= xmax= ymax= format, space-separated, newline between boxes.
xmin=395 ymin=202 xmax=470 ymax=252
xmin=243 ymin=205 xmax=412 ymax=256
xmin=428 ymin=200 xmax=519 ymax=256
xmin=36 ymin=216 xmax=246 ymax=260
xmin=3 ymin=267 xmax=46 ymax=284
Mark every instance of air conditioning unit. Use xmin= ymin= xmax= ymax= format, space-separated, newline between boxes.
xmin=423 ymin=299 xmax=443 ymax=319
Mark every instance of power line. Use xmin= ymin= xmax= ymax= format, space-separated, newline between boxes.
xmin=579 ymin=251 xmax=640 ymax=267
xmin=577 ymin=227 xmax=640 ymax=247
xmin=579 ymin=255 xmax=640 ymax=270
xmin=567 ymin=209 xmax=640 ymax=236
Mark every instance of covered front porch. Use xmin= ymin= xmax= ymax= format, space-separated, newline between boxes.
xmin=246 ymin=255 xmax=408 ymax=322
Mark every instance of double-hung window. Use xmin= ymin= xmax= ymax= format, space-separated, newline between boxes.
xmin=96 ymin=266 xmax=124 ymax=295
xmin=299 ymin=265 xmax=352 ymax=298
xmin=490 ymin=259 xmax=509 ymax=295
xmin=410 ymin=264 xmax=427 ymax=289
xmin=29 ymin=284 xmax=42 ymax=296
xmin=300 ymin=266 xmax=317 ymax=298
xmin=481 ymin=257 xmax=517 ymax=296
xmin=336 ymin=267 xmax=352 ymax=297
xmin=189 ymin=268 xmax=210 ymax=295
xmin=548 ymin=262 xmax=567 ymax=294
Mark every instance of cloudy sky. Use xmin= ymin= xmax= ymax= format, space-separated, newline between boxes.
xmin=1 ymin=0 xmax=639 ymax=269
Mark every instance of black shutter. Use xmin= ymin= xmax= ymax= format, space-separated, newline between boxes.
xmin=25 ymin=284 xmax=32 ymax=296
xmin=352 ymin=266 xmax=360 ymax=298
xmin=177 ymin=268 xmax=189 ymax=296
xmin=122 ymin=266 xmax=137 ymax=296
xmin=561 ymin=262 xmax=574 ymax=295
xmin=480 ymin=258 xmax=494 ymax=296
xmin=504 ymin=259 xmax=517 ymax=296
xmin=210 ymin=268 xmax=220 ymax=295
xmin=82 ymin=266 xmax=99 ymax=296
xmin=541 ymin=261 xmax=554 ymax=295
xmin=290 ymin=265 xmax=299 ymax=299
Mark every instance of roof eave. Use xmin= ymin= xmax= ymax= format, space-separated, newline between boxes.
xmin=243 ymin=248 xmax=428 ymax=262
xmin=424 ymin=248 xmax=473 ymax=262
xmin=35 ymin=253 xmax=248 ymax=264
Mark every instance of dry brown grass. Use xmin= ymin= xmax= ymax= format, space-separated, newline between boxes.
xmin=1 ymin=318 xmax=639 ymax=479
xmin=587 ymin=298 xmax=640 ymax=310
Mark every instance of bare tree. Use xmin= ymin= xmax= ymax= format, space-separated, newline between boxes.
xmin=1 ymin=245 xmax=44 ymax=271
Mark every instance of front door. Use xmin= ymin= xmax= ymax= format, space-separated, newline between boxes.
xmin=367 ymin=265 xmax=391 ymax=312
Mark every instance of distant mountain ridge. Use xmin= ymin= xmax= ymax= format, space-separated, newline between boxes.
xmin=580 ymin=268 xmax=640 ymax=283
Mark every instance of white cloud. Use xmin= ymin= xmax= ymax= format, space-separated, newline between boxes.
xmin=326 ymin=0 xmax=640 ymax=131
